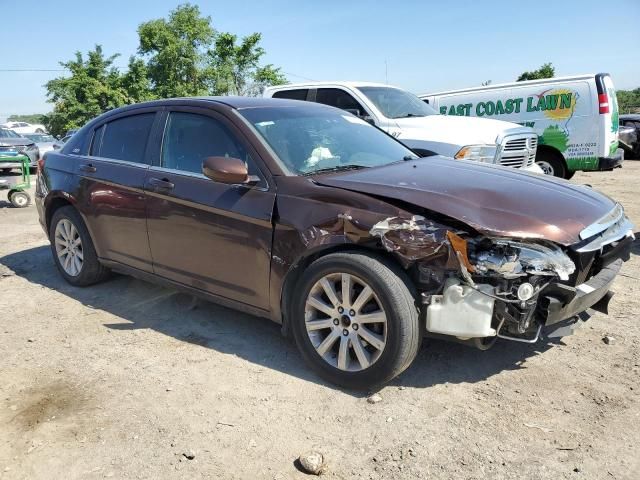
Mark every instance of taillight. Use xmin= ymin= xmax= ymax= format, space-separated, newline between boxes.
xmin=598 ymin=93 xmax=609 ymax=114
xmin=37 ymin=154 xmax=46 ymax=173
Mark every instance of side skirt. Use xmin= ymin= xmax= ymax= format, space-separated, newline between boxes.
xmin=99 ymin=258 xmax=272 ymax=321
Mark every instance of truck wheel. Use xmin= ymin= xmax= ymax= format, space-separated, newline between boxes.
xmin=49 ymin=206 xmax=110 ymax=286
xmin=536 ymin=151 xmax=566 ymax=178
xmin=290 ymin=252 xmax=421 ymax=389
xmin=9 ymin=190 xmax=30 ymax=208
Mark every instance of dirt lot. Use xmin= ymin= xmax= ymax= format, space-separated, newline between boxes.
xmin=1 ymin=163 xmax=639 ymax=480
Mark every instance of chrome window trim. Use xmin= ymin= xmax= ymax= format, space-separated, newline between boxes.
xmin=147 ymin=165 xmax=270 ymax=192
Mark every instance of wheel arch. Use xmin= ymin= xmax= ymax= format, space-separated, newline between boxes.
xmin=278 ymin=243 xmax=408 ymax=337
xmin=536 ymin=144 xmax=567 ymax=166
xmin=44 ymin=194 xmax=97 ymax=250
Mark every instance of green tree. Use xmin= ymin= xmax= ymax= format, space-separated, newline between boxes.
xmin=616 ymin=88 xmax=640 ymax=114
xmin=517 ymin=63 xmax=555 ymax=82
xmin=43 ymin=45 xmax=129 ymax=137
xmin=7 ymin=114 xmax=46 ymax=124
xmin=120 ymin=56 xmax=155 ymax=104
xmin=209 ymin=32 xmax=287 ymax=96
xmin=137 ymin=3 xmax=214 ymax=98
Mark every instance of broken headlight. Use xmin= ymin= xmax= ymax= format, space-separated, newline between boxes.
xmin=471 ymin=240 xmax=575 ymax=281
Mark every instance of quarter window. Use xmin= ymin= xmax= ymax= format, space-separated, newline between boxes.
xmin=97 ymin=113 xmax=155 ymax=164
xmin=161 ymin=112 xmax=258 ymax=177
xmin=90 ymin=125 xmax=105 ymax=156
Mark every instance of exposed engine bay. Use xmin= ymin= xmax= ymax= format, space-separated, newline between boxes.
xmin=370 ymin=208 xmax=635 ymax=348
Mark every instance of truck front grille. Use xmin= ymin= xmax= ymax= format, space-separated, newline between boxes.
xmin=498 ymin=134 xmax=537 ymax=169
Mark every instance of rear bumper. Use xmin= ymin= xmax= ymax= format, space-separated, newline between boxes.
xmin=597 ymin=148 xmax=624 ymax=171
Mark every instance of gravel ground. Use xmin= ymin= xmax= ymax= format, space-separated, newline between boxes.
xmin=1 ymin=163 xmax=639 ymax=480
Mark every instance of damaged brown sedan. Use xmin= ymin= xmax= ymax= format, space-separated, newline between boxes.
xmin=36 ymin=97 xmax=635 ymax=388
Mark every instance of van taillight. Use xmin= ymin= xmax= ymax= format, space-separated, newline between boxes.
xmin=598 ymin=93 xmax=609 ymax=114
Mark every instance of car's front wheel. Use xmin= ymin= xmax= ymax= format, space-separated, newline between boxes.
xmin=49 ymin=206 xmax=110 ymax=286
xmin=291 ymin=252 xmax=421 ymax=389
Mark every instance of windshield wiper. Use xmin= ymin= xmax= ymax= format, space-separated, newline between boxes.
xmin=303 ymin=164 xmax=369 ymax=176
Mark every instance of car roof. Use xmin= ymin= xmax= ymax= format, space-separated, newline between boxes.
xmin=101 ymin=96 xmax=339 ymax=116
xmin=620 ymin=114 xmax=640 ymax=121
xmin=264 ymin=81 xmax=399 ymax=91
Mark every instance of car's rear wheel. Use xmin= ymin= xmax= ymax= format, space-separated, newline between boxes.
xmin=290 ymin=252 xmax=421 ymax=389
xmin=49 ymin=206 xmax=109 ymax=286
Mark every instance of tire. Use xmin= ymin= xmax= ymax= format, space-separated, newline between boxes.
xmin=290 ymin=252 xmax=421 ymax=389
xmin=564 ymin=170 xmax=576 ymax=180
xmin=536 ymin=150 xmax=566 ymax=178
xmin=9 ymin=190 xmax=30 ymax=208
xmin=49 ymin=206 xmax=110 ymax=286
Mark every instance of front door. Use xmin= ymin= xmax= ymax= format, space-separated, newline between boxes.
xmin=145 ymin=108 xmax=275 ymax=310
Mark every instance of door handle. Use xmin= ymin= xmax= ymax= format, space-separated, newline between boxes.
xmin=79 ymin=163 xmax=97 ymax=173
xmin=147 ymin=177 xmax=175 ymax=190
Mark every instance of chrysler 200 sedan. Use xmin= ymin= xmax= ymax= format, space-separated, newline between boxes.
xmin=36 ymin=97 xmax=634 ymax=388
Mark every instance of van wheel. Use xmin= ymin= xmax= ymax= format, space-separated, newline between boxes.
xmin=290 ymin=252 xmax=421 ymax=389
xmin=536 ymin=151 xmax=566 ymax=178
xmin=49 ymin=206 xmax=110 ymax=286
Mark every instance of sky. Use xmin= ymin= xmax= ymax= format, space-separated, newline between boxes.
xmin=1 ymin=0 xmax=639 ymax=119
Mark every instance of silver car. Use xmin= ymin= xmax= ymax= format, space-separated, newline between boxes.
xmin=0 ymin=128 xmax=39 ymax=172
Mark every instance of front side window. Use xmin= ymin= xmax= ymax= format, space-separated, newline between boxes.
xmin=315 ymin=88 xmax=368 ymax=117
xmin=357 ymin=86 xmax=438 ymax=119
xmin=161 ymin=112 xmax=256 ymax=176
xmin=240 ymin=105 xmax=416 ymax=175
xmin=97 ymin=113 xmax=155 ymax=163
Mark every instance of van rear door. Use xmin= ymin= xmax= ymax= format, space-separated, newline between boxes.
xmin=596 ymin=73 xmax=619 ymax=157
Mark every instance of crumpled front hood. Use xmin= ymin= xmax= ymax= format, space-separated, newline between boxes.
xmin=393 ymin=114 xmax=524 ymax=146
xmin=314 ymin=156 xmax=617 ymax=245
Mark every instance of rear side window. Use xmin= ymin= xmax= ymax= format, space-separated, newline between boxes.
xmin=272 ymin=89 xmax=309 ymax=100
xmin=315 ymin=88 xmax=367 ymax=117
xmin=96 ymin=113 xmax=155 ymax=164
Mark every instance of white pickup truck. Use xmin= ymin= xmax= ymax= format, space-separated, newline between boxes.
xmin=264 ymin=82 xmax=542 ymax=173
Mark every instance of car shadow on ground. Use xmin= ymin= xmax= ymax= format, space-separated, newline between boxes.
xmin=2 ymin=245 xmax=562 ymax=394
xmin=631 ymin=234 xmax=640 ymax=257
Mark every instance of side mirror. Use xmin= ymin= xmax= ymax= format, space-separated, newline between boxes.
xmin=202 ymin=156 xmax=258 ymax=185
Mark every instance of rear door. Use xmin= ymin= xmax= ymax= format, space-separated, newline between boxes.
xmin=74 ymin=109 xmax=159 ymax=272
xmin=144 ymin=106 xmax=275 ymax=310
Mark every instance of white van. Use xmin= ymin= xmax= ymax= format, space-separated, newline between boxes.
xmin=420 ymin=74 xmax=623 ymax=179
xmin=264 ymin=82 xmax=542 ymax=173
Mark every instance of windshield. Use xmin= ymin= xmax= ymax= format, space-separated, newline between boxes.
xmin=0 ymin=128 xmax=22 ymax=138
xmin=357 ymin=86 xmax=438 ymax=119
xmin=24 ymin=133 xmax=54 ymax=142
xmin=240 ymin=105 xmax=417 ymax=175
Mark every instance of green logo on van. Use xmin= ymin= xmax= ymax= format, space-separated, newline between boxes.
xmin=539 ymin=125 xmax=569 ymax=152
xmin=440 ymin=91 xmax=576 ymax=120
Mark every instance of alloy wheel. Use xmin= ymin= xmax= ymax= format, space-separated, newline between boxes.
xmin=304 ymin=273 xmax=387 ymax=372
xmin=54 ymin=219 xmax=84 ymax=277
